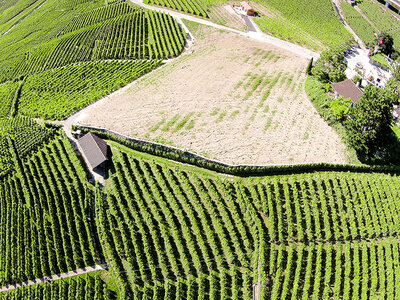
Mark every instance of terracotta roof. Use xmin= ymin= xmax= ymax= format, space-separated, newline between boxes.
xmin=331 ymin=79 xmax=363 ymax=104
xmin=240 ymin=1 xmax=253 ymax=11
xmin=78 ymin=132 xmax=108 ymax=169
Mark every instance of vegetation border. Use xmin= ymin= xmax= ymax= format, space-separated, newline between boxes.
xmin=72 ymin=125 xmax=400 ymax=176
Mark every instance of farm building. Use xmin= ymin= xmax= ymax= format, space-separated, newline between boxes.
xmin=78 ymin=132 xmax=109 ymax=170
xmin=331 ymin=79 xmax=363 ymax=105
xmin=240 ymin=1 xmax=255 ymax=16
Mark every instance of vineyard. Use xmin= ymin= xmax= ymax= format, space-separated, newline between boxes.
xmin=341 ymin=2 xmax=377 ymax=47
xmin=253 ymin=0 xmax=353 ymax=50
xmin=94 ymin=142 xmax=400 ymax=298
xmin=0 ymin=116 xmax=56 ymax=176
xmin=18 ymin=60 xmax=162 ymax=120
xmin=0 ymin=133 xmax=101 ymax=286
xmin=0 ymin=0 xmax=186 ymax=120
xmin=144 ymin=0 xmax=208 ymax=17
xmin=0 ymin=275 xmax=115 ymax=299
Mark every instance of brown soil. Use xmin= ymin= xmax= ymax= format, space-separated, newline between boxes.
xmin=77 ymin=25 xmax=347 ymax=165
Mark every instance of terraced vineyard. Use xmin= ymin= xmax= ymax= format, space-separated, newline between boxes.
xmin=0 ymin=116 xmax=56 ymax=176
xmin=0 ymin=133 xmax=101 ymax=286
xmin=18 ymin=60 xmax=162 ymax=119
xmin=0 ymin=275 xmax=114 ymax=299
xmin=342 ymin=2 xmax=377 ymax=47
xmin=96 ymin=142 xmax=400 ymax=299
xmin=144 ymin=0 xmax=208 ymax=17
xmin=253 ymin=0 xmax=353 ymax=50
xmin=0 ymin=0 xmax=185 ymax=120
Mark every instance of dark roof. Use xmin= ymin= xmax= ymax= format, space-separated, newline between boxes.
xmin=78 ymin=132 xmax=108 ymax=169
xmin=331 ymin=79 xmax=363 ymax=104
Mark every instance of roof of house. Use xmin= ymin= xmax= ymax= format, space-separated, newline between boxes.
xmin=78 ymin=132 xmax=108 ymax=169
xmin=331 ymin=79 xmax=363 ymax=104
xmin=240 ymin=1 xmax=253 ymax=10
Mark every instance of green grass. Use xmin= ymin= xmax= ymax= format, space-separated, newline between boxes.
xmin=161 ymin=114 xmax=180 ymax=131
xmin=216 ymin=111 xmax=227 ymax=123
xmin=254 ymin=0 xmax=352 ymax=50
xmin=210 ymin=108 xmax=220 ymax=116
xmin=150 ymin=118 xmax=166 ymax=132
xmin=172 ymin=112 xmax=194 ymax=133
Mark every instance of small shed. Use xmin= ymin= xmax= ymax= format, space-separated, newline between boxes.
xmin=240 ymin=1 xmax=255 ymax=16
xmin=331 ymin=79 xmax=363 ymax=105
xmin=78 ymin=132 xmax=109 ymax=170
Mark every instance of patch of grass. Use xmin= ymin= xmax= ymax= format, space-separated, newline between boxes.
xmin=161 ymin=114 xmax=180 ymax=132
xmin=230 ymin=110 xmax=240 ymax=119
xmin=216 ymin=111 xmax=227 ymax=123
xmin=210 ymin=108 xmax=220 ymax=116
xmin=150 ymin=118 xmax=166 ymax=132
xmin=274 ymin=56 xmax=281 ymax=63
xmin=304 ymin=132 xmax=310 ymax=140
xmin=172 ymin=112 xmax=194 ymax=133
xmin=263 ymin=50 xmax=272 ymax=60
xmin=258 ymin=72 xmax=282 ymax=107
xmin=185 ymin=119 xmax=195 ymax=130
xmin=264 ymin=105 xmax=270 ymax=113
xmin=244 ymin=73 xmax=258 ymax=89
xmin=264 ymin=118 xmax=272 ymax=131
xmin=278 ymin=97 xmax=283 ymax=103
xmin=234 ymin=80 xmax=244 ymax=90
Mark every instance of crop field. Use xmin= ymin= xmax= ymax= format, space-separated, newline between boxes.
xmin=93 ymin=140 xmax=400 ymax=299
xmin=253 ymin=0 xmax=353 ymax=50
xmin=0 ymin=132 xmax=101 ymax=286
xmin=78 ymin=24 xmax=347 ymax=165
xmin=0 ymin=0 xmax=185 ymax=120
xmin=341 ymin=2 xmax=377 ymax=47
xmin=0 ymin=275 xmax=113 ymax=299
xmin=342 ymin=0 xmax=400 ymax=49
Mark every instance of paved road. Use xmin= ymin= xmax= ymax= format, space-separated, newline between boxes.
xmin=0 ymin=264 xmax=107 ymax=293
xmin=241 ymin=15 xmax=256 ymax=32
xmin=129 ymin=0 xmax=319 ymax=59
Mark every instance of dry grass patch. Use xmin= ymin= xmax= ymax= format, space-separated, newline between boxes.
xmin=77 ymin=24 xmax=347 ymax=165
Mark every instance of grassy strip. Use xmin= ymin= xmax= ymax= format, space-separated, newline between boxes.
xmin=172 ymin=112 xmax=194 ymax=133
xmin=161 ymin=114 xmax=180 ymax=131
xmin=304 ymin=76 xmax=360 ymax=164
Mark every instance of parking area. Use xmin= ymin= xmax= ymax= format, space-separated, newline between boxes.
xmin=344 ymin=47 xmax=392 ymax=88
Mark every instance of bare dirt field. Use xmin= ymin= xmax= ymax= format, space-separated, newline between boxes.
xmin=77 ymin=24 xmax=348 ymax=165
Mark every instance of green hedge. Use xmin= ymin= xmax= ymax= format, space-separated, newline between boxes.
xmin=72 ymin=125 xmax=400 ymax=176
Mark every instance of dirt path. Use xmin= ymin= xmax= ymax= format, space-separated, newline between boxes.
xmin=332 ymin=0 xmax=367 ymax=50
xmin=129 ymin=0 xmax=319 ymax=59
xmin=0 ymin=264 xmax=107 ymax=293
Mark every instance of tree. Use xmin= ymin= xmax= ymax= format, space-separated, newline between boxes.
xmin=330 ymin=96 xmax=351 ymax=120
xmin=311 ymin=47 xmax=347 ymax=83
xmin=376 ymin=32 xmax=394 ymax=55
xmin=345 ymin=85 xmax=394 ymax=159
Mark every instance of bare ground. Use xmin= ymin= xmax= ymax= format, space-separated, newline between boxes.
xmin=77 ymin=25 xmax=347 ymax=165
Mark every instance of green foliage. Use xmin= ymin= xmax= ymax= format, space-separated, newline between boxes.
xmin=0 ymin=116 xmax=56 ymax=175
xmin=253 ymin=0 xmax=353 ymax=50
xmin=0 ymin=275 xmax=114 ymax=299
xmin=144 ymin=0 xmax=208 ymax=17
xmin=0 ymin=134 xmax=101 ymax=286
xmin=18 ymin=60 xmax=162 ymax=120
xmin=330 ymin=96 xmax=351 ymax=120
xmin=0 ymin=81 xmax=19 ymax=118
xmin=376 ymin=32 xmax=394 ymax=55
xmin=345 ymin=85 xmax=395 ymax=160
xmin=96 ymin=141 xmax=400 ymax=298
xmin=312 ymin=47 xmax=347 ymax=83
xmin=357 ymin=0 xmax=400 ymax=50
xmin=341 ymin=2 xmax=377 ymax=47
xmin=306 ymin=57 xmax=313 ymax=75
